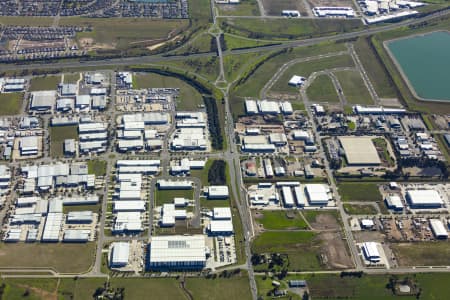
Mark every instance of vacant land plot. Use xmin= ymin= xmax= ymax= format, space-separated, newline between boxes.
xmin=306 ymin=74 xmax=340 ymax=103
xmin=338 ymin=182 xmax=382 ymax=202
xmin=217 ymin=0 xmax=260 ymax=16
xmin=252 ymin=231 xmax=323 ymax=270
xmin=230 ymin=42 xmax=346 ymax=117
xmin=303 ymin=210 xmax=341 ymax=230
xmin=344 ymin=203 xmax=378 ymax=215
xmin=133 ymin=72 xmax=203 ymax=111
xmin=221 ymin=18 xmax=363 ymax=40
xmin=187 ymin=274 xmax=252 ymax=300
xmin=1 ymin=278 xmax=58 ymax=300
xmin=50 ymin=125 xmax=78 ymax=157
xmin=0 ymin=243 xmax=95 ymax=273
xmin=63 ymin=73 xmax=81 ymax=84
xmin=354 ymin=37 xmax=397 ymax=98
xmin=155 ymin=189 xmax=194 ymax=206
xmin=29 ymin=75 xmax=61 ymax=91
xmin=0 ymin=92 xmax=23 ymax=116
xmin=391 ymin=242 xmax=450 ymax=266
xmin=59 ymin=18 xmax=188 ymax=51
xmin=110 ymin=278 xmax=186 ymax=299
xmin=262 ymin=0 xmax=308 ymax=16
xmin=270 ymin=54 xmax=354 ymax=95
xmin=87 ymin=159 xmax=107 ymax=176
xmin=172 ymin=32 xmax=213 ymax=55
xmin=335 ymin=70 xmax=373 ymax=104
xmin=254 ymin=210 xmax=309 ymax=230
xmin=0 ymin=16 xmax=53 ymax=26
xmin=58 ymin=278 xmax=107 ymax=300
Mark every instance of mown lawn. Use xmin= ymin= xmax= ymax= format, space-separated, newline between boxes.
xmin=343 ymin=203 xmax=378 ymax=215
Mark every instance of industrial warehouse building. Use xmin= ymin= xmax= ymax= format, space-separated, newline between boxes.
xmin=304 ymin=184 xmax=330 ymax=205
xmin=429 ymin=219 xmax=448 ymax=239
xmin=110 ymin=242 xmax=130 ymax=267
xmin=148 ymin=235 xmax=206 ymax=270
xmin=361 ymin=242 xmax=381 ymax=263
xmin=406 ymin=190 xmax=444 ymax=208
xmin=339 ymin=136 xmax=381 ymax=165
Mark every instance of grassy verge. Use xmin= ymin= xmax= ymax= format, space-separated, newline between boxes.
xmin=0 ymin=92 xmax=23 ymax=116
xmin=224 ymin=34 xmax=279 ymax=50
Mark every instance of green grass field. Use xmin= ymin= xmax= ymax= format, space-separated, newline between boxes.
xmin=161 ymin=56 xmax=220 ymax=82
xmin=252 ymin=231 xmax=323 ymax=271
xmin=0 ymin=92 xmax=23 ymax=116
xmin=63 ymin=73 xmax=81 ymax=84
xmin=354 ymin=37 xmax=397 ymax=98
xmin=186 ymin=274 xmax=252 ymax=300
xmin=221 ymin=18 xmax=364 ymax=41
xmin=343 ymin=203 xmax=378 ymax=215
xmin=49 ymin=125 xmax=78 ymax=157
xmin=109 ymin=278 xmax=186 ymax=299
xmin=59 ymin=18 xmax=188 ymax=50
xmin=0 ymin=16 xmax=53 ymax=26
xmin=0 ymin=243 xmax=95 ymax=273
xmin=133 ymin=72 xmax=203 ymax=110
xmin=338 ymin=182 xmax=382 ymax=202
xmin=335 ymin=70 xmax=373 ymax=104
xmin=29 ymin=76 xmax=60 ymax=91
xmin=270 ymin=54 xmax=354 ymax=95
xmin=190 ymin=159 xmax=213 ymax=186
xmin=302 ymin=210 xmax=342 ymax=227
xmin=230 ymin=42 xmax=346 ymax=117
xmin=172 ymin=32 xmax=213 ymax=55
xmin=304 ymin=273 xmax=450 ymax=299
xmin=256 ymin=210 xmax=309 ymax=230
xmin=87 ymin=159 xmax=107 ymax=176
xmin=217 ymin=0 xmax=260 ymax=16
xmin=391 ymin=242 xmax=450 ymax=266
xmin=224 ymin=34 xmax=278 ymax=50
xmin=306 ymin=74 xmax=340 ymax=103
xmin=155 ymin=189 xmax=194 ymax=206
xmin=223 ymin=52 xmax=265 ymax=82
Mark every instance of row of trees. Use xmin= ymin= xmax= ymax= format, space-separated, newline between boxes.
xmin=208 ymin=160 xmax=226 ymax=185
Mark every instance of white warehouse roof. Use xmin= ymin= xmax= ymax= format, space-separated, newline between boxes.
xmin=111 ymin=242 xmax=130 ymax=266
xmin=207 ymin=186 xmax=229 ymax=198
xmin=149 ymin=235 xmax=206 ymax=264
xmin=429 ymin=219 xmax=448 ymax=239
xmin=213 ymin=207 xmax=232 ymax=220
xmin=305 ymin=184 xmax=330 ymax=204
xmin=406 ymin=190 xmax=443 ymax=207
